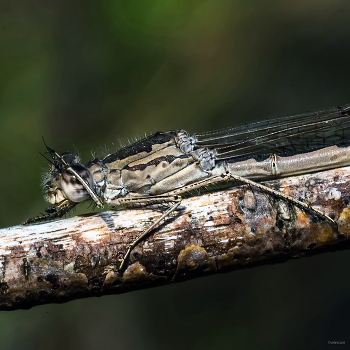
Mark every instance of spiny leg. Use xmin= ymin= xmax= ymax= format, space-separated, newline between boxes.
xmin=226 ymin=173 xmax=338 ymax=231
xmin=116 ymin=175 xmax=253 ymax=270
xmin=23 ymin=200 xmax=77 ymax=225
xmin=117 ymin=195 xmax=182 ymax=271
xmin=158 ymin=165 xmax=338 ymax=231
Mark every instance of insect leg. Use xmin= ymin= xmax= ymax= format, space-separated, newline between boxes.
xmin=118 ymin=195 xmax=182 ymax=271
xmin=23 ymin=200 xmax=77 ymax=225
xmin=225 ymin=172 xmax=338 ymax=231
xmin=160 ymin=165 xmax=337 ymax=230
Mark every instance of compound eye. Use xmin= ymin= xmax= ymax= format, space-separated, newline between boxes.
xmin=60 ymin=164 xmax=94 ymax=202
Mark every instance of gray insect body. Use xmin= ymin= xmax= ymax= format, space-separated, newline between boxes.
xmin=28 ymin=103 xmax=350 ymax=269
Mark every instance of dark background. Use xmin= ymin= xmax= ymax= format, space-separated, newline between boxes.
xmin=1 ymin=1 xmax=350 ymax=349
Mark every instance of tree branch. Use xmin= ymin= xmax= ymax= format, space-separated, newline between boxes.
xmin=1 ymin=167 xmax=350 ymax=310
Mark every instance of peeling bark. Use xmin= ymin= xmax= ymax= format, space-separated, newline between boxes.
xmin=1 ymin=167 xmax=350 ymax=310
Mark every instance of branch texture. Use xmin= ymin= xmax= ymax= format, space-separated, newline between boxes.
xmin=1 ymin=167 xmax=350 ymax=310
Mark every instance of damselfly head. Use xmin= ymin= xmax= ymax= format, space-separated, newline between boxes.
xmin=43 ymin=151 xmax=96 ymax=205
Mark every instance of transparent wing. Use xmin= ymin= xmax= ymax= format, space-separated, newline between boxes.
xmin=194 ymin=103 xmax=350 ymax=160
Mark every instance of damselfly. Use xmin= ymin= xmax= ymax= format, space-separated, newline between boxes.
xmin=25 ymin=103 xmax=350 ymax=270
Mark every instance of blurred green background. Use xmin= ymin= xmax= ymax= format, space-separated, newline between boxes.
xmin=1 ymin=1 xmax=350 ymax=349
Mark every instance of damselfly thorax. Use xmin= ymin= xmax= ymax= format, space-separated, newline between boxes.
xmin=26 ymin=103 xmax=350 ymax=270
xmin=43 ymin=131 xmax=218 ymax=208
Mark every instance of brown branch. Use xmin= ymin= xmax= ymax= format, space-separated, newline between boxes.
xmin=1 ymin=167 xmax=350 ymax=310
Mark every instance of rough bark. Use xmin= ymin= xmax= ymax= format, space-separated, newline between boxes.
xmin=1 ymin=167 xmax=350 ymax=310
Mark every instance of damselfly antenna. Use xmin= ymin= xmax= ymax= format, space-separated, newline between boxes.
xmin=39 ymin=151 xmax=54 ymax=166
